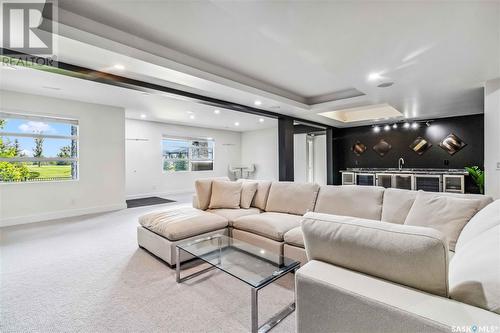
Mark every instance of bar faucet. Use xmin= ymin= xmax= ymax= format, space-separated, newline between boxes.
xmin=398 ymin=157 xmax=405 ymax=171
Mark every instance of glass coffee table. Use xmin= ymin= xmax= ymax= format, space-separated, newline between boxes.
xmin=176 ymin=234 xmax=300 ymax=333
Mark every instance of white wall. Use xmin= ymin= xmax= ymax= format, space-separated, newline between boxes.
xmin=0 ymin=91 xmax=126 ymax=226
xmin=484 ymin=78 xmax=500 ymax=199
xmin=125 ymin=119 xmax=241 ymax=198
xmin=240 ymin=127 xmax=278 ymax=181
xmin=294 ymin=134 xmax=307 ymax=183
xmin=313 ymin=134 xmax=327 ymax=186
xmin=294 ymin=133 xmax=327 ymax=185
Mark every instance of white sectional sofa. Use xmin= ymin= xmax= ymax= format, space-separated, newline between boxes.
xmin=137 ymin=178 xmax=499 ymax=330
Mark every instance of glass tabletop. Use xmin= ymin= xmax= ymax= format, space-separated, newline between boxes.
xmin=176 ymin=234 xmax=300 ymax=288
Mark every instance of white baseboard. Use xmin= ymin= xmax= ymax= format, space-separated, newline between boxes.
xmin=0 ymin=203 xmax=127 ymax=227
xmin=125 ymin=190 xmax=192 ymax=200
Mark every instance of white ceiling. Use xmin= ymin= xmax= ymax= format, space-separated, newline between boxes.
xmin=54 ymin=0 xmax=500 ymax=127
xmin=3 ymin=1 xmax=500 ymax=128
xmin=0 ymin=66 xmax=277 ymax=132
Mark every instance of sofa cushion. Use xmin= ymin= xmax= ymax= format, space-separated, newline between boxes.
xmin=381 ymin=188 xmax=418 ymax=224
xmin=208 ymin=181 xmax=242 ymax=209
xmin=284 ymin=227 xmax=305 ymax=248
xmin=238 ymin=179 xmax=272 ymax=210
xmin=455 ymin=199 xmax=500 ymax=251
xmin=404 ymin=191 xmax=481 ymax=251
xmin=240 ymin=182 xmax=258 ymax=209
xmin=302 ymin=212 xmax=449 ymax=297
xmin=382 ymin=188 xmax=493 ymax=224
xmin=314 ymin=185 xmax=384 ymax=220
xmin=207 ymin=207 xmax=261 ymax=226
xmin=449 ymin=200 xmax=500 ymax=314
xmin=194 ymin=177 xmax=230 ymax=210
xmin=233 ymin=212 xmax=303 ymax=241
xmin=138 ymin=207 xmax=228 ymax=241
xmin=265 ymin=182 xmax=319 ymax=215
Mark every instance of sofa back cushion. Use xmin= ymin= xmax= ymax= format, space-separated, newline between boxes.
xmin=382 ymin=188 xmax=493 ymax=224
xmin=381 ymin=188 xmax=418 ymax=224
xmin=404 ymin=191 xmax=481 ymax=251
xmin=301 ymin=212 xmax=449 ymax=297
xmin=240 ymin=182 xmax=258 ymax=209
xmin=449 ymin=200 xmax=500 ymax=314
xmin=194 ymin=177 xmax=229 ymax=210
xmin=238 ymin=179 xmax=272 ymax=210
xmin=314 ymin=185 xmax=384 ymax=220
xmin=265 ymin=182 xmax=320 ymax=215
xmin=208 ymin=180 xmax=242 ymax=209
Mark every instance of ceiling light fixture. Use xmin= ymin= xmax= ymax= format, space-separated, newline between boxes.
xmin=259 ymin=118 xmax=265 ymax=123
xmin=234 ymin=122 xmax=240 ymax=126
xmin=425 ymin=121 xmax=431 ymax=127
xmin=411 ymin=122 xmax=419 ymax=129
xmin=140 ymin=114 xmax=146 ymax=119
xmin=373 ymin=125 xmax=381 ymax=133
xmin=392 ymin=123 xmax=398 ymax=129
xmin=207 ymin=137 xmax=213 ymax=141
xmin=214 ymin=109 xmax=220 ymax=114
xmin=113 ymin=64 xmax=125 ymax=70
xmin=384 ymin=124 xmax=391 ymax=131
xmin=189 ymin=115 xmax=195 ymax=120
xmin=254 ymin=100 xmax=262 ymax=106
xmin=403 ymin=122 xmax=410 ymax=129
xmin=368 ymin=72 xmax=383 ymax=81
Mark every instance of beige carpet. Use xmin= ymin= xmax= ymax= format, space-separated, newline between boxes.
xmin=0 ymin=197 xmax=295 ymax=332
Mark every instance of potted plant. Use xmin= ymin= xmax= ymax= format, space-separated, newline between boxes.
xmin=465 ymin=166 xmax=485 ymax=194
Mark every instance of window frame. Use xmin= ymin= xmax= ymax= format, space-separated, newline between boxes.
xmin=161 ymin=136 xmax=215 ymax=173
xmin=0 ymin=111 xmax=80 ymax=183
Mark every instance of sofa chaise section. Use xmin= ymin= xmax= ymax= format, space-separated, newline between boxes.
xmin=137 ymin=206 xmax=229 ymax=266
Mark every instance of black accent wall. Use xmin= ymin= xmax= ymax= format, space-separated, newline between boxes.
xmin=332 ymin=114 xmax=484 ymax=191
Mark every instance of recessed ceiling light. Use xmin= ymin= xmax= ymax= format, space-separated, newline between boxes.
xmin=113 ymin=64 xmax=125 ymax=70
xmin=234 ymin=122 xmax=240 ymax=126
xmin=259 ymin=118 xmax=265 ymax=123
xmin=214 ymin=109 xmax=220 ymax=114
xmin=368 ymin=72 xmax=383 ymax=81
xmin=384 ymin=124 xmax=391 ymax=131
xmin=411 ymin=122 xmax=419 ymax=129
xmin=254 ymin=100 xmax=262 ymax=106
xmin=189 ymin=115 xmax=195 ymax=120
xmin=403 ymin=122 xmax=410 ymax=129
xmin=140 ymin=114 xmax=146 ymax=119
xmin=392 ymin=123 xmax=398 ymax=129
xmin=373 ymin=125 xmax=381 ymax=133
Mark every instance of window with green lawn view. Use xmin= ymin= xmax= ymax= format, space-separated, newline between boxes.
xmin=162 ymin=137 xmax=214 ymax=172
xmin=0 ymin=112 xmax=79 ymax=182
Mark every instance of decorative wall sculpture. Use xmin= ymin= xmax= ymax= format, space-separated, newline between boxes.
xmin=439 ymin=133 xmax=467 ymax=155
xmin=373 ymin=139 xmax=392 ymax=157
xmin=409 ymin=136 xmax=432 ymax=155
xmin=352 ymin=141 xmax=367 ymax=156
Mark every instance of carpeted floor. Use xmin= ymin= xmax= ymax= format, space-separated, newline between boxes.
xmin=0 ymin=194 xmax=295 ymax=333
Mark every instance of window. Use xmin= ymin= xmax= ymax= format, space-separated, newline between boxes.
xmin=0 ymin=112 xmax=79 ymax=182
xmin=162 ymin=137 xmax=214 ymax=172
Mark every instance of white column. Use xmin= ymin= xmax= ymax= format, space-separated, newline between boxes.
xmin=484 ymin=78 xmax=500 ymax=199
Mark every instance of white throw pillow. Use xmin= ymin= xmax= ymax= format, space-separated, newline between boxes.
xmin=404 ymin=191 xmax=481 ymax=251
xmin=240 ymin=182 xmax=258 ymax=209
xmin=208 ymin=181 xmax=242 ymax=209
